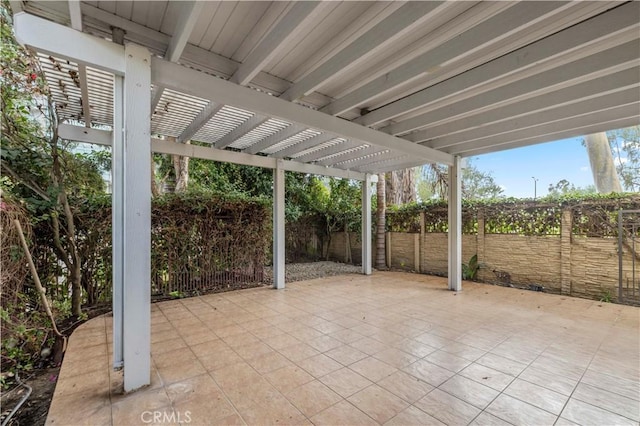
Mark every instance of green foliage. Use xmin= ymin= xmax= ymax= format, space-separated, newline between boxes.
xmin=418 ymin=159 xmax=504 ymax=201
xmin=462 ymin=254 xmax=479 ymax=281
xmin=607 ymin=126 xmax=639 ymax=192
xmin=547 ymin=179 xmax=596 ymax=197
xmin=599 ymin=290 xmax=613 ymax=303
xmin=383 ymin=194 xmax=639 ymax=236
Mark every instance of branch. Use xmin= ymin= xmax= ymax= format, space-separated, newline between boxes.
xmin=1 ymin=163 xmax=51 ymax=202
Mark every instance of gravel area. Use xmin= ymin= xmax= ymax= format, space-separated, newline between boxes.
xmin=262 ymin=261 xmax=362 ymax=284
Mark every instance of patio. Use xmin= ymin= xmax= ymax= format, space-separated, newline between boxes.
xmin=47 ymin=272 xmax=639 ymax=426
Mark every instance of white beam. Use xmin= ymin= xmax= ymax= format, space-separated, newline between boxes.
xmin=280 ymin=2 xmax=445 ymax=101
xmin=68 ymin=0 xmax=82 ymax=30
xmin=57 ymin=123 xmax=370 ymax=180
xmin=297 ymin=140 xmax=363 ymax=164
xmin=407 ymin=67 xmax=640 ymax=143
xmin=358 ymin=2 xmax=640 ymax=127
xmin=273 ymin=161 xmax=285 ymax=289
xmin=232 ymin=2 xmax=324 ymax=86
xmin=152 ymin=57 xmax=453 ymax=165
xmin=335 ymin=150 xmax=399 ymax=169
xmin=448 ymin=156 xmax=462 ymax=292
xmin=122 ymin=43 xmax=151 ymax=392
xmin=216 ymin=114 xmax=268 ymax=149
xmin=244 ymin=124 xmax=304 ymax=155
xmin=271 ymin=132 xmax=331 ymax=158
xmin=320 ymin=1 xmax=569 ymax=116
xmin=447 ymin=103 xmax=640 ymax=156
xmin=387 ymin=42 xmax=640 ymax=137
xmin=111 ymin=74 xmax=124 ymax=370
xmin=58 ymin=124 xmax=112 ymax=145
xmin=427 ymin=88 xmax=640 ymax=149
xmin=323 ymin=146 xmax=388 ymax=167
xmin=165 ymin=1 xmax=203 ymax=63
xmin=356 ymin=158 xmax=424 ymax=175
xmin=362 ymin=174 xmax=372 ymax=275
xmin=13 ymin=12 xmax=125 ymax=74
xmin=178 ymin=102 xmax=224 ymax=143
xmin=151 ymin=1 xmax=204 ymax=112
xmin=460 ymin=117 xmax=640 ymax=158
xmin=67 ymin=1 xmax=92 ymax=128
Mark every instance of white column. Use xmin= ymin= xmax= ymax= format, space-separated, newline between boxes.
xmin=112 ymin=74 xmax=124 ymax=370
xmin=361 ymin=174 xmax=372 ymax=275
xmin=448 ymin=156 xmax=462 ymax=291
xmin=122 ymin=44 xmax=152 ymax=392
xmin=273 ymin=161 xmax=285 ymax=289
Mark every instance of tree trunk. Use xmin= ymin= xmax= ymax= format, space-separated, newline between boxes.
xmin=386 ymin=168 xmax=417 ymax=205
xmin=375 ymin=173 xmax=386 ymax=269
xmin=172 ymin=138 xmax=190 ymax=193
xmin=585 ymin=132 xmax=622 ymax=193
xmin=150 ymin=155 xmax=160 ymax=197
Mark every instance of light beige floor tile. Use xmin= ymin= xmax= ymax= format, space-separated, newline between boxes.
xmin=326 ymin=345 xmax=368 ymax=366
xmin=439 ymin=374 xmax=500 ymax=409
xmin=469 ymin=411 xmax=513 ymax=426
xmin=424 ymin=349 xmax=473 ymax=373
xmin=402 ymin=359 xmax=455 ymax=387
xmin=384 ymin=405 xmax=445 ymax=426
xmin=320 ymin=367 xmax=373 ymax=398
xmin=247 ymin=351 xmax=293 ymax=374
xmin=580 ymin=369 xmax=640 ymax=401
xmin=414 ymin=388 xmax=481 ymax=425
xmin=284 ymin=380 xmax=342 ymax=417
xmin=504 ymin=378 xmax=568 ymax=415
xmin=277 ymin=342 xmax=320 ymax=362
xmin=476 ymin=353 xmax=528 ymax=376
xmin=377 ymin=371 xmax=434 ymax=403
xmin=561 ymin=398 xmax=637 ymax=426
xmin=307 ymin=335 xmax=343 ymax=352
xmin=349 ymin=356 xmax=398 ymax=382
xmin=486 ymin=394 xmax=558 ymax=426
xmin=296 ymin=353 xmax=343 ymax=378
xmin=310 ymin=400 xmax=377 ymax=426
xmin=348 ymin=384 xmax=409 ymax=424
xmin=572 ymin=382 xmax=639 ymax=421
xmin=263 ymin=364 xmax=315 ymax=393
xmin=459 ymin=362 xmax=515 ymax=391
xmin=519 ymin=366 xmax=578 ymax=396
xmin=373 ymin=348 xmax=419 ymax=369
xmin=350 ymin=336 xmax=391 ymax=355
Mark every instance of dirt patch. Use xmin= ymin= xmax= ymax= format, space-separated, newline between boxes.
xmin=1 ymin=368 xmax=59 ymax=426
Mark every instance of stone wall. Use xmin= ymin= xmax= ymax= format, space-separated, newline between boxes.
xmin=326 ymin=212 xmax=635 ymax=303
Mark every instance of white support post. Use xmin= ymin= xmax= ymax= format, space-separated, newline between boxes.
xmin=273 ymin=161 xmax=285 ymax=289
xmin=448 ymin=156 xmax=462 ymax=291
xmin=362 ymin=174 xmax=372 ymax=275
xmin=112 ymin=73 xmax=124 ymax=370
xmin=122 ymin=44 xmax=152 ymax=392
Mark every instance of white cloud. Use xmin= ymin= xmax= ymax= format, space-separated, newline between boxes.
xmin=580 ymin=166 xmax=589 ymax=172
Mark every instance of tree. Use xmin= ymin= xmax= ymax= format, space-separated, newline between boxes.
xmin=386 ymin=168 xmax=416 ymax=206
xmin=0 ymin=5 xmax=103 ymax=316
xmin=417 ymin=159 xmax=503 ymax=200
xmin=584 ymin=132 xmax=622 ymax=193
xmin=375 ymin=174 xmax=386 ymax=269
xmin=607 ymin=126 xmax=639 ymax=192
xmin=547 ymin=179 xmax=596 ymax=197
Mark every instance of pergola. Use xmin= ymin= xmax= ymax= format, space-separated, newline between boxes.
xmin=12 ymin=0 xmax=640 ymax=392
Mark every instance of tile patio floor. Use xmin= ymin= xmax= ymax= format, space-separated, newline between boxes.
xmin=46 ymin=272 xmax=639 ymax=425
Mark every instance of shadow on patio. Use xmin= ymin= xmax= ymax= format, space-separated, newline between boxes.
xmin=46 ymin=272 xmax=639 ymax=425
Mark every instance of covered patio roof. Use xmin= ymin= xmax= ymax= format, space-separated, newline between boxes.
xmin=12 ymin=1 xmax=640 ymax=173
xmin=11 ymin=0 xmax=640 ymax=392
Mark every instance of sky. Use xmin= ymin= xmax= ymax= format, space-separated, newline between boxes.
xmin=470 ymin=137 xmax=594 ymax=198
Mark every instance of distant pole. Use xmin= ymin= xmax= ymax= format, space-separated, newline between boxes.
xmin=532 ymin=177 xmax=538 ymax=200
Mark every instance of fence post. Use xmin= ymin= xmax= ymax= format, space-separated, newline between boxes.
xmin=414 ymin=234 xmax=420 ymax=272
xmin=386 ymin=232 xmax=391 ymax=268
xmin=477 ymin=210 xmax=485 ymax=279
xmin=561 ymin=208 xmax=572 ymax=295
xmin=419 ymin=211 xmax=425 ymax=273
